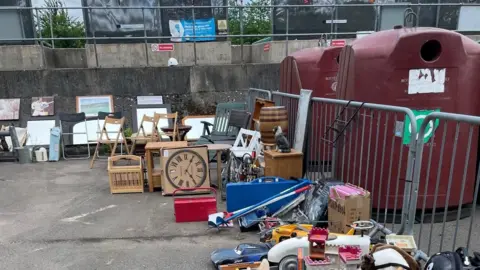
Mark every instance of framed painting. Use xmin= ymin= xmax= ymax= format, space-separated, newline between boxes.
xmin=0 ymin=98 xmax=20 ymax=120
xmin=31 ymin=96 xmax=55 ymax=116
xmin=76 ymin=95 xmax=114 ymax=117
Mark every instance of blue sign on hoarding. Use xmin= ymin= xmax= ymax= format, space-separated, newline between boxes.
xmin=169 ymin=18 xmax=216 ymax=42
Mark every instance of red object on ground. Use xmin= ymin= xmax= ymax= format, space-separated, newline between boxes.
xmin=173 ymin=188 xmax=217 ymax=223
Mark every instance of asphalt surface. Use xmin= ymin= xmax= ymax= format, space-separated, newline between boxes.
xmin=1 ymin=159 xmax=480 ymax=269
xmin=0 ymin=160 xmax=257 ymax=270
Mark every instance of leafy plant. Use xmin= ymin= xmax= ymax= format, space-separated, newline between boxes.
xmin=228 ymin=0 xmax=272 ymax=45
xmin=124 ymin=128 xmax=133 ymax=139
xmin=36 ymin=0 xmax=86 ymax=48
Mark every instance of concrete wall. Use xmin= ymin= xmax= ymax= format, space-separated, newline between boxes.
xmin=0 ymin=45 xmax=45 ymax=70
xmin=2 ymin=34 xmax=478 ymax=70
xmin=85 ymin=42 xmax=232 ymax=68
xmin=0 ymin=64 xmax=280 ymax=128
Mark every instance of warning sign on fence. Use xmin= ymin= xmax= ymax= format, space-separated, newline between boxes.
xmin=403 ymin=109 xmax=440 ymax=145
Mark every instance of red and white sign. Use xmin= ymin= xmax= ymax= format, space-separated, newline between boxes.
xmin=330 ymin=39 xmax=346 ymax=47
xmin=151 ymin=43 xmax=175 ymax=52
xmin=263 ymin=43 xmax=271 ymax=52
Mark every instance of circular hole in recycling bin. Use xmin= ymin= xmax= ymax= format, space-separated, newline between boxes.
xmin=420 ymin=40 xmax=442 ymax=62
xmin=336 ymin=55 xmax=340 ymax=64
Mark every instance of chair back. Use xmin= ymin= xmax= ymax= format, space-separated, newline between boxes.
xmin=99 ymin=116 xmax=125 ymax=142
xmin=211 ymin=103 xmax=246 ymax=136
xmin=137 ymin=115 xmax=157 ymax=137
xmin=232 ymin=128 xmax=260 ymax=151
xmin=154 ymin=112 xmax=178 ymax=141
xmin=226 ymin=110 xmax=251 ymax=136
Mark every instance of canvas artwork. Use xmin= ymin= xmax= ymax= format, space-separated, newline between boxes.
xmin=0 ymin=99 xmax=20 ymax=120
xmin=31 ymin=96 xmax=55 ymax=116
xmin=76 ymin=95 xmax=114 ymax=117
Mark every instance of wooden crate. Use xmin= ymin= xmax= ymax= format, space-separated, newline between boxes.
xmin=108 ymin=155 xmax=144 ymax=194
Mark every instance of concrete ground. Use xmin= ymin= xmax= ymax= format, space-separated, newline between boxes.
xmin=1 ymin=159 xmax=480 ymax=269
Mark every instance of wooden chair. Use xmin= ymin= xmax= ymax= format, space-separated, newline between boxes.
xmin=128 ymin=115 xmax=157 ymax=154
xmin=154 ymin=112 xmax=179 ymax=141
xmin=90 ymin=116 xmax=129 ymax=169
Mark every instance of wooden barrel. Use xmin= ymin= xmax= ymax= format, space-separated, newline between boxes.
xmin=259 ymin=106 xmax=289 ymax=144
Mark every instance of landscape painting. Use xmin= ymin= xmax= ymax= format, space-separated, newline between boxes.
xmin=0 ymin=98 xmax=20 ymax=120
xmin=76 ymin=95 xmax=114 ymax=117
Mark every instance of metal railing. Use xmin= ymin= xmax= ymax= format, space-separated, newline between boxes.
xmin=1 ymin=3 xmax=479 ymax=67
xmin=407 ymin=112 xmax=480 ymax=258
xmin=248 ymin=87 xmax=480 ymax=261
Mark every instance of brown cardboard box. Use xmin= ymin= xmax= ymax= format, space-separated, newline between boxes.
xmin=328 ymin=184 xmax=371 ymax=234
xmin=160 ymin=145 xmax=210 ymax=195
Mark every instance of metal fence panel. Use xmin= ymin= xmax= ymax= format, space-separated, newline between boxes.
xmin=306 ymin=97 xmax=418 ymax=234
xmin=409 ymin=112 xmax=480 ymax=257
xmin=248 ymin=88 xmax=419 ymax=235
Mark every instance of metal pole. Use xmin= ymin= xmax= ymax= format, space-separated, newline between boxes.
xmin=240 ymin=5 xmax=244 ymax=64
xmin=35 ymin=8 xmax=46 ymax=69
xmin=374 ymin=5 xmax=379 ymax=31
xmin=435 ymin=0 xmax=441 ymax=27
xmin=285 ymin=8 xmax=289 ymax=57
xmin=49 ymin=10 xmax=54 ymax=48
xmin=89 ymin=8 xmax=99 ymax=68
xmin=192 ymin=8 xmax=197 ymax=65
xmin=329 ymin=4 xmax=335 ymax=43
xmin=142 ymin=8 xmax=149 ymax=67
xmin=270 ymin=6 xmax=274 ymax=38
xmin=334 ymin=1 xmax=338 ymax=37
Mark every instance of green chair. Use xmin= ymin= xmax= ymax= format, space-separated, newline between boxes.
xmin=196 ymin=103 xmax=248 ymax=161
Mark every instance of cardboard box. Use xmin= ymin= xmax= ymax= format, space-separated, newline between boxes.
xmin=328 ymin=185 xmax=371 ymax=234
xmin=160 ymin=145 xmax=210 ymax=195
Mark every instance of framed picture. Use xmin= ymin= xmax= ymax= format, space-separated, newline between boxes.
xmin=31 ymin=96 xmax=55 ymax=116
xmin=76 ymin=95 xmax=114 ymax=117
xmin=0 ymin=98 xmax=20 ymax=120
xmin=132 ymin=104 xmax=172 ymax=133
xmin=137 ymin=96 xmax=163 ymax=105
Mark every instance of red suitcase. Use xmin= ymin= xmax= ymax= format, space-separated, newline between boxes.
xmin=173 ymin=188 xmax=217 ymax=223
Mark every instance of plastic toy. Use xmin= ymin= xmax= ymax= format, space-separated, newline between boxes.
xmin=308 ymin=228 xmax=328 ymax=260
xmin=267 ymin=221 xmax=374 ymax=270
xmin=261 ymin=223 xmax=356 ymax=244
xmin=211 ymin=243 xmax=273 ymax=268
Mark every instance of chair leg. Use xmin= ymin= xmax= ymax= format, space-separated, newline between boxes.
xmin=90 ymin=142 xmax=100 ymax=169
xmin=122 ymin=140 xmax=129 ymax=155
xmin=110 ymin=141 xmax=119 ymax=157
xmin=129 ymin=140 xmax=136 ymax=155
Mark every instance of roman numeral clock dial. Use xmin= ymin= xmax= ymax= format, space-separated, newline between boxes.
xmin=165 ymin=149 xmax=207 ymax=189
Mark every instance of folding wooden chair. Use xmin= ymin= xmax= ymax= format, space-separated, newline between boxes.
xmin=90 ymin=116 xmax=129 ymax=169
xmin=154 ymin=112 xmax=179 ymax=141
xmin=128 ymin=115 xmax=158 ymax=154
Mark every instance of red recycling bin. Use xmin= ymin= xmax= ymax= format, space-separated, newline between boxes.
xmin=336 ymin=27 xmax=480 ymax=210
xmin=280 ymin=46 xmax=342 ymax=97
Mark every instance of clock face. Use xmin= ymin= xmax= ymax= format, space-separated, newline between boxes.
xmin=165 ymin=149 xmax=208 ymax=189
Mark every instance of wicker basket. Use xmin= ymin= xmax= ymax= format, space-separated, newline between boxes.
xmin=107 ymin=155 xmax=144 ymax=194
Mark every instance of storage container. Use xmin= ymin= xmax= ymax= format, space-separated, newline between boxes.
xmin=336 ymin=27 xmax=480 ymax=209
xmin=107 ymin=155 xmax=144 ymax=194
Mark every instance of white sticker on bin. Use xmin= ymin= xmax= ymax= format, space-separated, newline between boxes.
xmin=408 ymin=68 xmax=446 ymax=94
